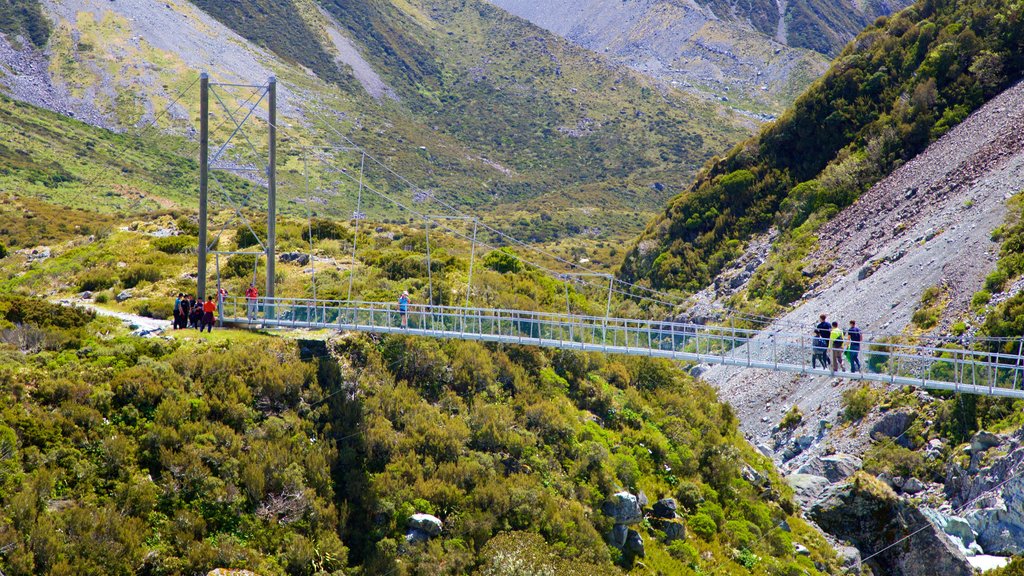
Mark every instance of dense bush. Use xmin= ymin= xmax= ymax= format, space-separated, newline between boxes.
xmin=120 ymin=264 xmax=162 ymax=288
xmin=151 ymin=235 xmax=197 ymax=254
xmin=841 ymin=384 xmax=880 ymax=422
xmin=302 ymin=218 xmax=351 ymax=242
xmin=77 ymin=269 xmax=116 ymax=292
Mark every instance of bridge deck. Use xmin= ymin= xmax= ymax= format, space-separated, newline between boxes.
xmin=220 ymin=297 xmax=1024 ymax=399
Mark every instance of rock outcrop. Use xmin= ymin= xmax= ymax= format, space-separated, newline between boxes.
xmin=796 ymin=453 xmax=863 ymax=483
xmin=811 ymin=473 xmax=973 ymax=576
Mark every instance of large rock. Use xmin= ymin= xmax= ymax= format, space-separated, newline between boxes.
xmin=970 ymin=431 xmax=1001 ymax=455
xmin=652 ymin=517 xmax=685 ymax=541
xmin=922 ymin=509 xmax=981 ymax=557
xmin=609 ymin=523 xmax=628 ymax=548
xmin=786 ymin=474 xmax=830 ymax=507
xmin=624 ymin=529 xmax=645 ymax=557
xmin=407 ymin=513 xmax=443 ymax=537
xmin=602 ymin=491 xmax=643 ymax=525
xmin=871 ymin=409 xmax=916 ymax=447
xmin=797 ymin=453 xmax=863 ymax=483
xmin=810 ymin=473 xmax=973 ymax=576
xmin=652 ymin=498 xmax=677 ymax=519
xmin=116 ymin=289 xmax=134 ymax=303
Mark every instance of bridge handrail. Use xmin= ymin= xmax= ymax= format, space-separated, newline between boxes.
xmin=221 ymin=296 xmax=1024 ymax=368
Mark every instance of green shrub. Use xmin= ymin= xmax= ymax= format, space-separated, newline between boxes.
xmin=303 ymin=218 xmax=351 ymax=242
xmin=688 ymin=512 xmax=716 ymax=540
xmin=863 ymin=438 xmax=926 ymax=479
xmin=483 ymin=247 xmax=524 ymax=273
xmin=176 ymin=216 xmax=200 ymax=236
xmin=151 ymin=235 xmax=197 ymax=254
xmin=78 ymin=270 xmax=116 ymax=292
xmin=0 ymin=243 xmax=6 ymax=259
xmin=235 ymin=223 xmax=267 ymax=249
xmin=972 ymin=290 xmax=992 ymax=309
xmin=94 ymin=292 xmax=110 ymax=304
xmin=134 ymin=298 xmax=173 ymax=320
xmin=120 ymin=265 xmax=162 ymax=288
xmin=841 ymin=384 xmax=879 ymax=422
xmin=986 ymin=269 xmax=1009 ymax=293
xmin=779 ymin=405 xmax=803 ymax=431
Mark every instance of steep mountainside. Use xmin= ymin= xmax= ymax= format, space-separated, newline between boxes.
xmin=621 ymin=0 xmax=1024 ymax=296
xmin=486 ymin=0 xmax=911 ymax=117
xmin=0 ymin=0 xmax=752 ymax=262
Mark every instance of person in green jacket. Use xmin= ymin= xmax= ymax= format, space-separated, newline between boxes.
xmin=829 ymin=321 xmax=846 ymax=373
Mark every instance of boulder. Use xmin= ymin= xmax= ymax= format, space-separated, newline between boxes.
xmin=654 ymin=518 xmax=685 ymax=542
xmin=871 ymin=409 xmax=916 ymax=447
xmin=405 ymin=529 xmax=431 ymax=545
xmin=407 ymin=513 xmax=443 ymax=537
xmin=903 ymin=477 xmax=926 ymax=494
xmin=116 ymin=289 xmax=134 ymax=303
xmin=602 ymin=492 xmax=643 ymax=525
xmin=609 ymin=523 xmax=628 ymax=548
xmin=797 ymin=434 xmax=814 ymax=449
xmin=797 ymin=454 xmax=863 ymax=483
xmin=837 ymin=545 xmax=862 ymax=574
xmin=625 ymin=529 xmax=645 ymax=557
xmin=637 ymin=490 xmax=649 ymax=508
xmin=786 ymin=474 xmax=830 ymax=507
xmin=922 ymin=509 xmax=979 ymax=557
xmin=78 ymin=291 xmax=93 ymax=300
xmin=279 ymin=252 xmax=311 ymax=266
xmin=810 ymin=473 xmax=973 ymax=576
xmin=970 ymin=431 xmax=1001 ymax=455
xmin=794 ymin=543 xmax=811 ymax=556
xmin=652 ymin=498 xmax=677 ymax=519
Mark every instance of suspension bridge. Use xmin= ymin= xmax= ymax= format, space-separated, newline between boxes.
xmin=150 ymin=73 xmax=1024 ymax=400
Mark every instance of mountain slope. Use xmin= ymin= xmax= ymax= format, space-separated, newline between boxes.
xmin=620 ymin=0 xmax=1024 ymax=294
xmin=0 ymin=0 xmax=753 ymax=261
xmin=485 ymin=0 xmax=912 ymax=117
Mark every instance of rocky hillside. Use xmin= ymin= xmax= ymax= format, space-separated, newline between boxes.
xmin=486 ymin=0 xmax=911 ymax=117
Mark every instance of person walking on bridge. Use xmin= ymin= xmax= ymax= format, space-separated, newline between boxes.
xmin=245 ymin=283 xmax=259 ymax=322
xmin=399 ymin=291 xmax=410 ymax=329
xmin=847 ymin=320 xmax=862 ymax=372
xmin=813 ymin=314 xmax=831 ymax=369
xmin=829 ymin=321 xmax=846 ymax=373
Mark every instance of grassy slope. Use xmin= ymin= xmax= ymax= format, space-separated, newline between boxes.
xmin=621 ymin=0 xmax=1024 ymax=298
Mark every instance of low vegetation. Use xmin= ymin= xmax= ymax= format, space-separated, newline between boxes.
xmin=0 ymin=289 xmax=839 ymax=575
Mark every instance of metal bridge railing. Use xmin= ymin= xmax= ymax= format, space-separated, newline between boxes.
xmin=219 ymin=296 xmax=1024 ymax=399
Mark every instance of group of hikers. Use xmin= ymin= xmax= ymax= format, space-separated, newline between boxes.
xmin=812 ymin=314 xmax=862 ymax=373
xmin=173 ymin=292 xmax=218 ymax=332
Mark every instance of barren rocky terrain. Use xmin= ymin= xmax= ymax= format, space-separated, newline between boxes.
xmin=705 ymin=79 xmax=1024 ymax=444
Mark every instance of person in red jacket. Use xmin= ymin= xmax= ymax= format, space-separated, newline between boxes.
xmin=245 ymin=283 xmax=258 ymax=321
xmin=202 ymin=296 xmax=216 ymax=333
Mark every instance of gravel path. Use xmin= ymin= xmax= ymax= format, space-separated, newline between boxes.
xmin=58 ymin=299 xmax=168 ymax=336
xmin=704 ymin=80 xmax=1024 ymax=461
